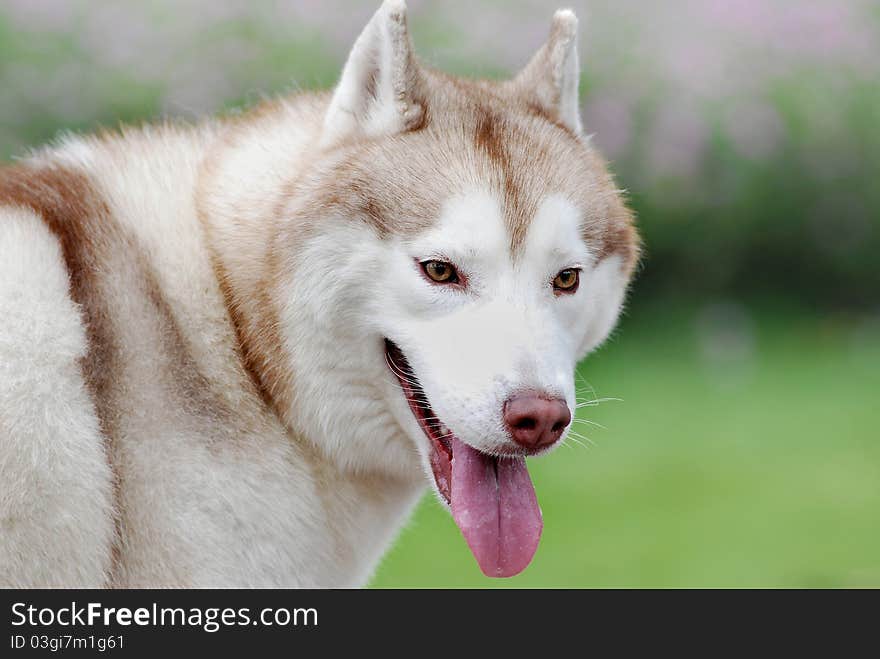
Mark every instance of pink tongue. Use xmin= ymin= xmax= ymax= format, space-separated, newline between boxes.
xmin=449 ymin=438 xmax=543 ymax=577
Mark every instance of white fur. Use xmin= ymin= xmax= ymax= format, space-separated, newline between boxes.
xmin=322 ymin=0 xmax=424 ymax=145
xmin=0 ymin=208 xmax=115 ymax=587
xmin=278 ymin=219 xmax=424 ymax=476
xmin=367 ymin=191 xmax=617 ymax=463
xmin=551 ymin=10 xmax=583 ymax=135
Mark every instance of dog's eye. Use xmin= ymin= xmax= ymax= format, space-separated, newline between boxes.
xmin=421 ymin=260 xmax=459 ymax=284
xmin=553 ymin=268 xmax=580 ymax=294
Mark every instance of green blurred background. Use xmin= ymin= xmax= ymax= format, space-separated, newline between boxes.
xmin=2 ymin=1 xmax=878 ymax=587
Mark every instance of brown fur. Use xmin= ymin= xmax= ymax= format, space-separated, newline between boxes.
xmin=195 ymin=124 xmax=298 ymax=427
xmin=269 ymin=70 xmax=638 ymax=272
xmin=208 ymin=245 xmax=286 ymax=416
xmin=0 ymin=162 xmax=272 ymax=582
xmin=473 ymin=106 xmax=535 ymax=254
xmin=0 ymin=163 xmax=123 ymax=578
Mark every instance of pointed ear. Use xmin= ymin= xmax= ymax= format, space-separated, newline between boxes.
xmin=322 ymin=0 xmax=426 ymax=145
xmin=511 ymin=9 xmax=583 ymax=134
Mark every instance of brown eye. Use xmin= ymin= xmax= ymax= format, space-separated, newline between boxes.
xmin=422 ymin=260 xmax=459 ymax=284
xmin=553 ymin=268 xmax=580 ymax=293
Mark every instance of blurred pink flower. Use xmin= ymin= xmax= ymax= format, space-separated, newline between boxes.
xmin=584 ymin=95 xmax=634 ymax=160
xmin=663 ymin=28 xmax=734 ymax=98
xmin=3 ymin=0 xmax=75 ymax=33
xmin=645 ymin=99 xmax=709 ymax=182
xmin=1 ymin=0 xmax=878 ymax=184
xmin=706 ymin=0 xmax=879 ymax=72
xmin=722 ymin=101 xmax=785 ymax=161
xmin=706 ymin=0 xmax=774 ymax=43
xmin=80 ymin=5 xmax=156 ymax=70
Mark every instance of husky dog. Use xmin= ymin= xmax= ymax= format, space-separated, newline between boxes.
xmin=0 ymin=1 xmax=638 ymax=587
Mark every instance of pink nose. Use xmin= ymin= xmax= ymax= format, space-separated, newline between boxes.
xmin=503 ymin=393 xmax=571 ymax=452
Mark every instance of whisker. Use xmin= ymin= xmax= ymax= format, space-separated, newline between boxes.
xmin=566 ymin=430 xmax=596 ymax=448
xmin=384 ymin=358 xmax=421 ymax=386
xmin=565 ymin=434 xmax=591 ymax=450
xmin=571 ymin=417 xmax=607 ymax=430
xmin=576 ymin=397 xmax=622 ymax=408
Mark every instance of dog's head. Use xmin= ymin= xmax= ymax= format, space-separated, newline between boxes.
xmin=274 ymin=1 xmax=639 ymax=577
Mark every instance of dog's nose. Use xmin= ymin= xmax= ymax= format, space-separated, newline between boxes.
xmin=503 ymin=393 xmax=571 ymax=452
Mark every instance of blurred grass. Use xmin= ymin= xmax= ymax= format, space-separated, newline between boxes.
xmin=371 ymin=305 xmax=880 ymax=587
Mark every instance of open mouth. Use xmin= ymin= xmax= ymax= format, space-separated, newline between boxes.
xmin=384 ymin=339 xmax=543 ymax=578
xmin=384 ymin=339 xmax=454 ymax=503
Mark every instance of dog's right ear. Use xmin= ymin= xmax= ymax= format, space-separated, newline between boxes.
xmin=322 ymin=0 xmax=426 ymax=146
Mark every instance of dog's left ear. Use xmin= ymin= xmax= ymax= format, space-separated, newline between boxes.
xmin=509 ymin=9 xmax=583 ymax=134
xmin=322 ymin=0 xmax=425 ymax=146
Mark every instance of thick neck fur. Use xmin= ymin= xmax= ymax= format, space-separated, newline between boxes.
xmin=195 ymin=95 xmax=428 ymax=583
xmin=196 ymin=97 xmax=326 ymax=426
xmin=198 ymin=94 xmax=425 ymax=480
